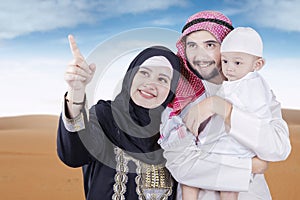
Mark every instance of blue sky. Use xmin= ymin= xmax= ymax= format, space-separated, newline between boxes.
xmin=1 ymin=0 xmax=299 ymax=116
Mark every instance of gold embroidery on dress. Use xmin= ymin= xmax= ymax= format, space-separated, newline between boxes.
xmin=112 ymin=147 xmax=173 ymax=200
xmin=112 ymin=147 xmax=129 ymax=200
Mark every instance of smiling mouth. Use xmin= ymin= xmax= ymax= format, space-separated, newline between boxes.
xmin=194 ymin=61 xmax=214 ymax=68
xmin=138 ymin=89 xmax=156 ymax=99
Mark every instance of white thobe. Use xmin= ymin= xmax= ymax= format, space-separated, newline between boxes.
xmin=160 ymin=73 xmax=291 ymax=200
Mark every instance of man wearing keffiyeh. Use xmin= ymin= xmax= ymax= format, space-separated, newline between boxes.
xmin=158 ymin=10 xmax=291 ymax=200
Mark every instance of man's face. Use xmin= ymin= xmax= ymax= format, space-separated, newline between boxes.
xmin=185 ymin=31 xmax=223 ymax=83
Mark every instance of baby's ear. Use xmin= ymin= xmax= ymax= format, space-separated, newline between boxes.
xmin=254 ymin=58 xmax=265 ymax=71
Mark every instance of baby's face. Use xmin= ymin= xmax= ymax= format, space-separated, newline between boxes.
xmin=130 ymin=65 xmax=172 ymax=109
xmin=221 ymin=52 xmax=259 ymax=81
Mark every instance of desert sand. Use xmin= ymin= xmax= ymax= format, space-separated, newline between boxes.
xmin=0 ymin=115 xmax=84 ymax=200
xmin=0 ymin=109 xmax=299 ymax=199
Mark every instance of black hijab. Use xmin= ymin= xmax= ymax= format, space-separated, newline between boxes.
xmin=94 ymin=46 xmax=180 ymax=165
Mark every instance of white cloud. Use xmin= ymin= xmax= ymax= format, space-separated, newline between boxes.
xmin=0 ymin=0 xmax=94 ymax=39
xmin=260 ymin=57 xmax=300 ymax=109
xmin=150 ymin=18 xmax=177 ymax=26
xmin=0 ymin=57 xmax=67 ymax=117
xmin=223 ymin=0 xmax=300 ymax=32
xmin=95 ymin=0 xmax=187 ymax=15
xmin=0 ymin=0 xmax=186 ymax=40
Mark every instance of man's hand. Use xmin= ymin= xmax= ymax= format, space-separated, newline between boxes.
xmin=183 ymin=96 xmax=233 ymax=136
xmin=252 ymin=157 xmax=269 ymax=174
xmin=210 ymin=96 xmax=232 ymax=126
xmin=183 ymin=97 xmax=214 ymax=136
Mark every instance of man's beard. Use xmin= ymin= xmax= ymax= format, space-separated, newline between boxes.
xmin=201 ymin=67 xmax=220 ymax=81
xmin=187 ymin=62 xmax=221 ymax=81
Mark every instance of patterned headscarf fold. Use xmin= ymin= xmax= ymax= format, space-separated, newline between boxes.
xmin=169 ymin=10 xmax=233 ymax=116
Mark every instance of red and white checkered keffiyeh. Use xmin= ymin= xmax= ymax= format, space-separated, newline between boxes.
xmin=168 ymin=10 xmax=233 ymax=116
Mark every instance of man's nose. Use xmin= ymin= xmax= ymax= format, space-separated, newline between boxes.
xmin=196 ymin=46 xmax=208 ymax=53
xmin=195 ymin=47 xmax=210 ymax=58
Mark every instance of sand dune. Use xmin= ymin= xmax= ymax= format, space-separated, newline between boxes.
xmin=0 ymin=110 xmax=299 ymax=199
xmin=0 ymin=115 xmax=59 ymax=130
xmin=0 ymin=115 xmax=85 ymax=200
xmin=282 ymin=109 xmax=300 ymax=125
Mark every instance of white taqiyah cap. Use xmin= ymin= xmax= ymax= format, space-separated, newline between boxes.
xmin=140 ymin=56 xmax=173 ymax=73
xmin=221 ymin=27 xmax=263 ymax=57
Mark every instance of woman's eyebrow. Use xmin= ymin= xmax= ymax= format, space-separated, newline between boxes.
xmin=141 ymin=66 xmax=171 ymax=80
xmin=159 ymin=73 xmax=171 ymax=81
xmin=140 ymin=66 xmax=152 ymax=71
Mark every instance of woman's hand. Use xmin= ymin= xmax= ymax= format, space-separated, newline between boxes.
xmin=64 ymin=34 xmax=96 ymax=92
xmin=252 ymin=157 xmax=269 ymax=174
xmin=64 ymin=35 xmax=96 ymax=118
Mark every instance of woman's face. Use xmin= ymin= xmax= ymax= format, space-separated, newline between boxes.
xmin=130 ymin=65 xmax=173 ymax=109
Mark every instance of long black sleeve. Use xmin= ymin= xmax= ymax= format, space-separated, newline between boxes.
xmin=57 ymin=114 xmax=91 ymax=167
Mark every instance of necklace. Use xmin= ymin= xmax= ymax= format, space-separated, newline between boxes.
xmin=112 ymin=147 xmax=173 ymax=200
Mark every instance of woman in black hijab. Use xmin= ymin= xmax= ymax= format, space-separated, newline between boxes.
xmin=57 ymin=35 xmax=180 ymax=199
